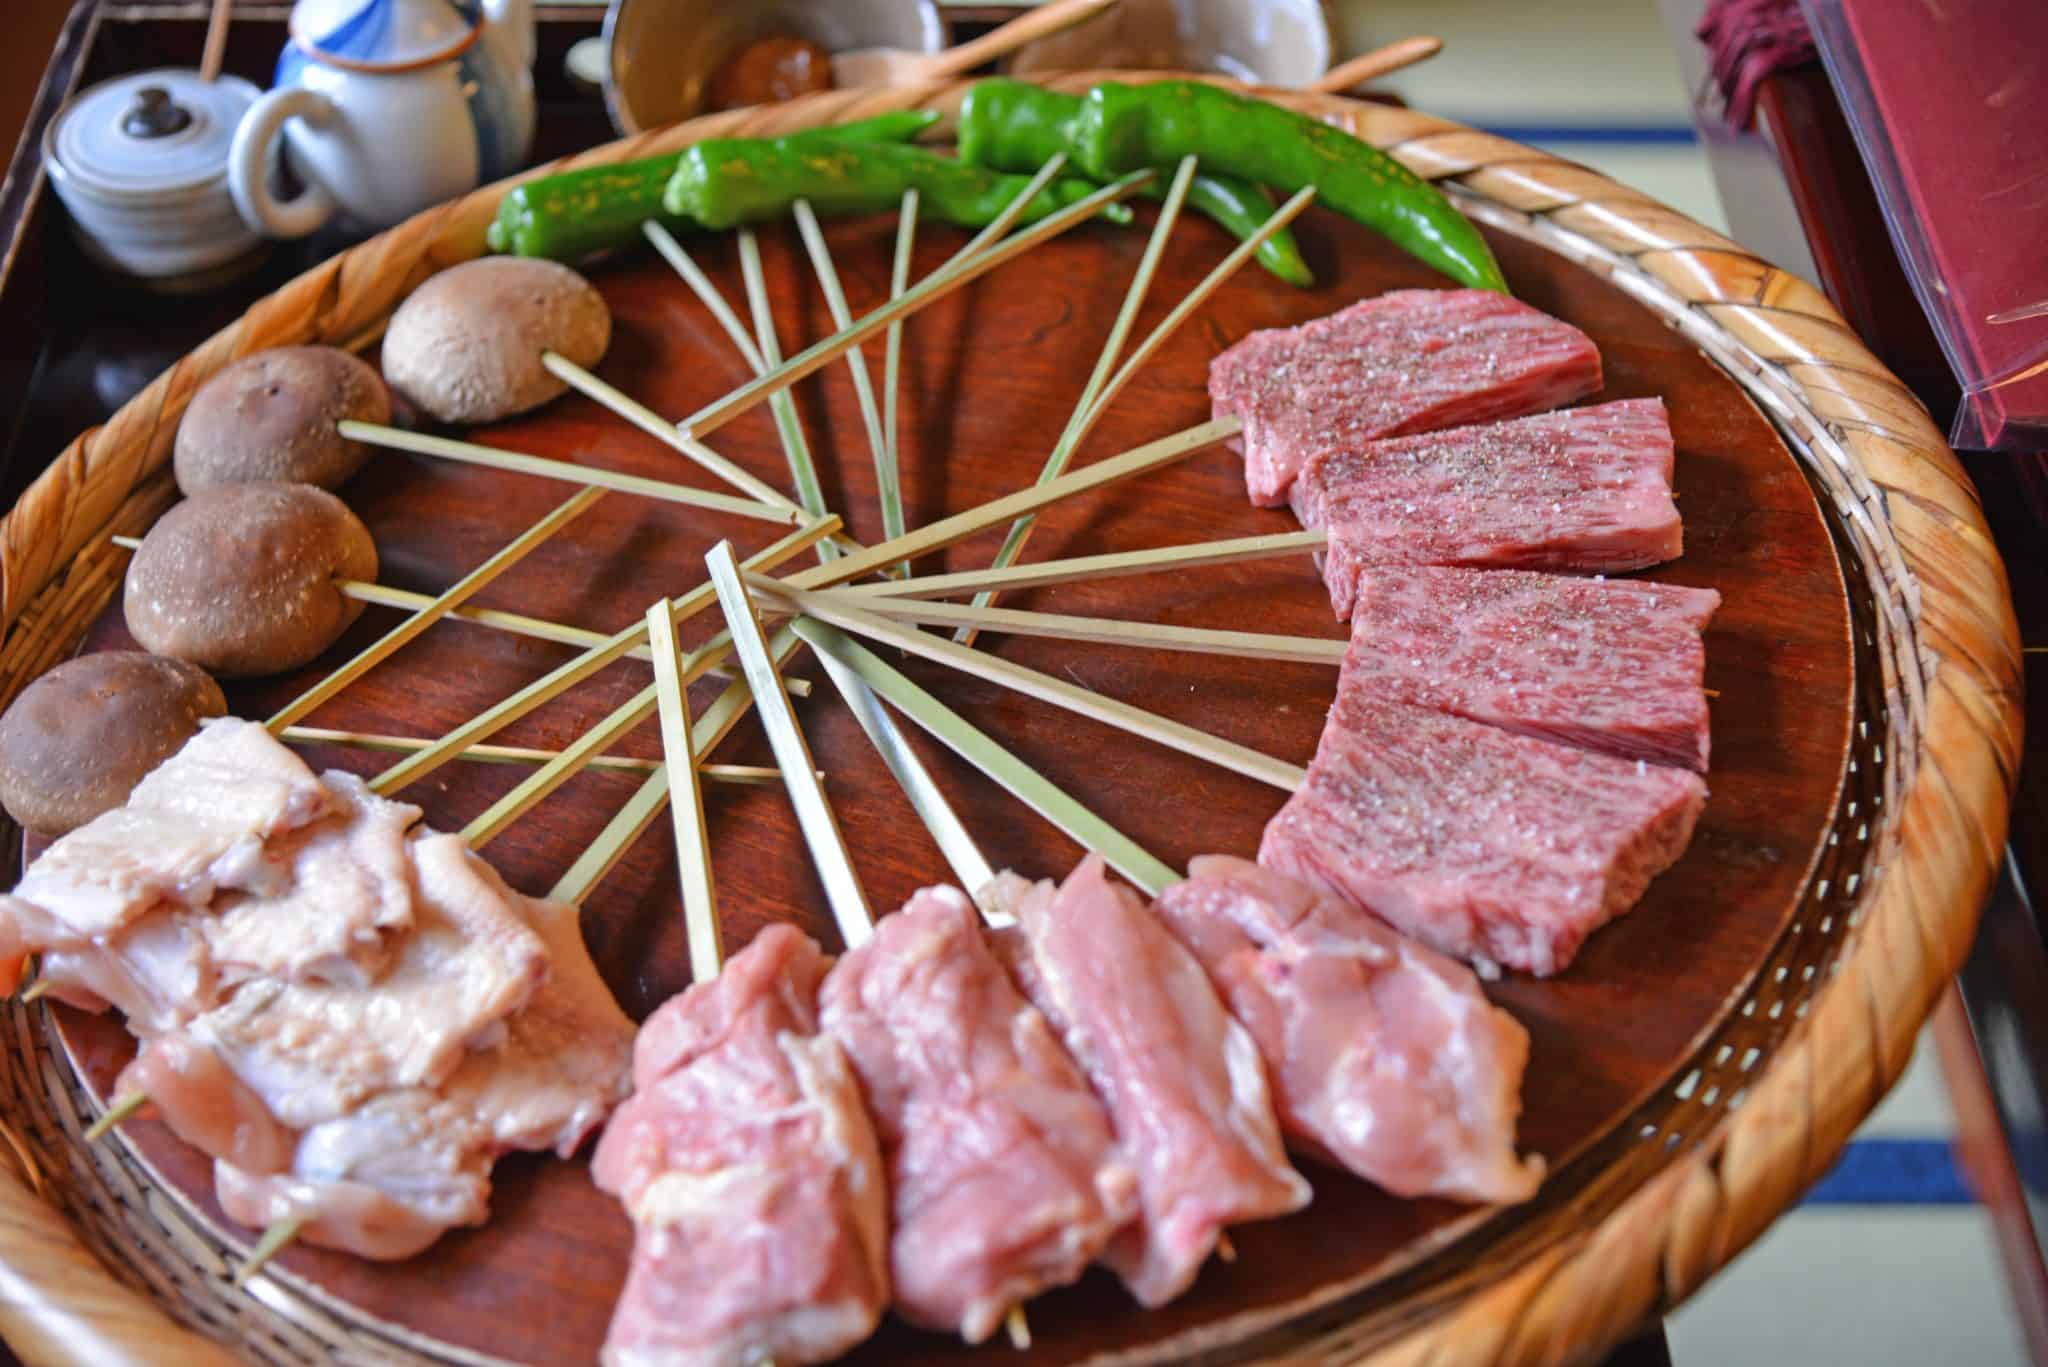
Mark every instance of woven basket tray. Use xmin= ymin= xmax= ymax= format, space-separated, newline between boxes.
xmin=0 ymin=74 xmax=2020 ymax=1366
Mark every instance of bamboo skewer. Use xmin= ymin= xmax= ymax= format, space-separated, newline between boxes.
xmin=776 ymin=584 xmax=1307 ymax=792
xmin=848 ymin=529 xmax=1328 ymax=600
xmin=674 ymin=167 xmax=1152 ymax=444
xmin=806 ymin=593 xmax=1347 ymax=665
xmin=235 ymin=1214 xmax=306 ymax=1288
xmin=792 ymin=201 xmax=893 ymax=527
xmin=736 ymin=228 xmax=835 ymax=541
xmin=795 ymin=619 xmax=1178 ymax=896
xmin=267 ymin=486 xmax=606 ymax=732
xmin=338 ymin=421 xmax=803 ymax=526
xmin=280 ymin=727 xmax=791 ymax=783
xmin=705 ymin=543 xmax=872 ymax=947
xmin=647 ymin=600 xmax=722 ymax=984
xmin=367 ymin=518 xmax=838 ymax=796
xmin=551 ymin=768 xmax=674 ymax=907
xmin=881 ymin=190 xmax=920 ymax=564
xmin=959 ymin=155 xmax=1201 ymax=644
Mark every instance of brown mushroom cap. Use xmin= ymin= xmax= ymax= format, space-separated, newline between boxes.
xmin=124 ymin=482 xmax=378 ymax=678
xmin=174 ymin=346 xmax=391 ymax=495
xmin=0 ymin=652 xmax=226 ymax=835
xmin=381 ymin=257 xmax=611 ymax=425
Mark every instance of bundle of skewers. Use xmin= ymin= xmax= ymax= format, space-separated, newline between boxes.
xmin=0 ymin=73 xmax=1716 ymax=1365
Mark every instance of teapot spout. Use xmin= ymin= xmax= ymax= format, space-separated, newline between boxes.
xmin=481 ymin=0 xmax=535 ymax=70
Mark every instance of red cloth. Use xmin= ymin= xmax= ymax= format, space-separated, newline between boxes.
xmin=1696 ymin=0 xmax=1815 ymax=132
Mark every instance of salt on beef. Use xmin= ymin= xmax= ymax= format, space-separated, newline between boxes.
xmin=819 ymin=885 xmax=1137 ymax=1342
xmin=1157 ymin=856 xmax=1541 ymax=1204
xmin=1346 ymin=565 xmax=1719 ymax=771
xmin=1261 ymin=682 xmax=1705 ymax=979
xmin=1207 ymin=289 xmax=1602 ymax=507
xmin=1290 ymin=398 xmax=1684 ymax=618
xmin=593 ymin=925 xmax=889 ymax=1367
xmin=996 ymin=855 xmax=1309 ymax=1308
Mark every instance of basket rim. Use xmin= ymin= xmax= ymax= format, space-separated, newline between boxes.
xmin=0 ymin=72 xmax=2020 ymax=1367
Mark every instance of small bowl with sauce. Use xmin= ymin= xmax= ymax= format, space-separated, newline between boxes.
xmin=1006 ymin=0 xmax=1329 ymax=88
xmin=602 ymin=0 xmax=948 ymax=135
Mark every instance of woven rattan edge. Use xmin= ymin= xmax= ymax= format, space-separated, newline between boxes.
xmin=0 ymin=73 xmax=2019 ymax=1367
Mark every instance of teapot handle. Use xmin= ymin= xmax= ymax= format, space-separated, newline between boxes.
xmin=227 ymin=87 xmax=340 ymax=239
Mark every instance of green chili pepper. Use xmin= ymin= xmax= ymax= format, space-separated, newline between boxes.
xmin=958 ymin=78 xmax=1314 ymax=288
xmin=486 ymin=110 xmax=943 ymax=260
xmin=1070 ymin=81 xmax=1508 ymax=293
xmin=661 ymin=138 xmax=1132 ymax=233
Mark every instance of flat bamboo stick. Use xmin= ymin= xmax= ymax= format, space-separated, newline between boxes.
xmin=706 ymin=543 xmax=872 ymax=947
xmin=280 ymin=726 xmax=791 ymax=783
xmin=880 ymin=189 xmax=920 ymax=564
xmin=338 ymin=421 xmax=802 ymax=526
xmin=736 ymin=227 xmax=835 ymax=538
xmin=778 ymin=417 xmax=1239 ymax=591
xmin=367 ymin=517 xmax=838 ymax=796
xmin=807 ymin=592 xmax=1347 ymax=665
xmin=647 ymin=599 xmax=722 ymax=983
xmin=1082 ymin=185 xmax=1320 ymax=434
xmin=267 ymin=486 xmax=606 ymax=732
xmin=847 ymin=528 xmax=1328 ymax=600
xmin=550 ymin=767 xmax=673 ymax=907
xmin=234 ymin=1213 xmax=305 ymax=1287
xmin=776 ymin=583 xmax=1306 ymax=792
xmin=791 ymin=199 xmax=893 ymax=538
xmin=960 ymin=156 xmax=1200 ymax=643
xmin=794 ymin=618 xmax=1177 ymax=897
xmin=674 ymin=168 xmax=1151 ymax=443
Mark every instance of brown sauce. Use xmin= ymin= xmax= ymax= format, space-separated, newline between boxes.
xmin=706 ymin=34 xmax=835 ymax=112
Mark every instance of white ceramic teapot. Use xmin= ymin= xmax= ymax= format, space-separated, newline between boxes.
xmin=229 ymin=0 xmax=536 ymax=238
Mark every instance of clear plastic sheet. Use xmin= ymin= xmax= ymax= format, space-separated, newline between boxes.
xmin=1805 ymin=0 xmax=2048 ymax=453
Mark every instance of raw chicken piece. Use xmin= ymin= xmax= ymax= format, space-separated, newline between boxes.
xmin=820 ymin=886 xmax=1137 ymax=1341
xmin=203 ymin=771 xmax=421 ymax=988
xmin=2 ymin=718 xmax=329 ymax=950
xmin=1208 ymin=289 xmax=1603 ymax=506
xmin=594 ymin=926 xmax=889 ymax=1367
xmin=1291 ymin=399 xmax=1683 ymax=618
xmin=1156 ymin=856 xmax=1541 ymax=1203
xmin=190 ymin=834 xmax=547 ymax=1128
xmin=1261 ymin=694 xmax=1705 ymax=977
xmin=119 ymin=1033 xmax=297 ymax=1175
xmin=1347 ymin=565 xmax=1719 ymax=770
xmin=999 ymin=856 xmax=1309 ymax=1308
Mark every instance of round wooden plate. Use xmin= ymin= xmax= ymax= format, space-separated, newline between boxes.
xmin=0 ymin=76 xmax=2014 ymax=1367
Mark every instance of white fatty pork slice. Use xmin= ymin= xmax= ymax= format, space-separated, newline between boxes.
xmin=999 ymin=855 xmax=1309 ymax=1309
xmin=188 ymin=833 xmax=548 ymax=1129
xmin=820 ymin=885 xmax=1138 ymax=1342
xmin=1260 ymin=692 xmax=1705 ymax=978
xmin=1156 ymin=856 xmax=1541 ymax=1204
xmin=1347 ymin=565 xmax=1720 ymax=771
xmin=1290 ymin=398 xmax=1684 ymax=618
xmin=209 ymin=877 xmax=635 ymax=1261
xmin=593 ymin=925 xmax=889 ymax=1367
xmin=1207 ymin=288 xmax=1602 ymax=507
xmin=0 ymin=718 xmax=331 ymax=957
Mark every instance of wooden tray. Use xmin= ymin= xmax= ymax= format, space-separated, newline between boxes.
xmin=0 ymin=60 xmax=2021 ymax=1367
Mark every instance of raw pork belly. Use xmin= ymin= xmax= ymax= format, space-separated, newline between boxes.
xmin=594 ymin=925 xmax=889 ymax=1367
xmin=1291 ymin=398 xmax=1683 ymax=617
xmin=1260 ymin=691 xmax=1705 ymax=978
xmin=821 ymin=886 xmax=1137 ymax=1342
xmin=1207 ymin=289 xmax=1602 ymax=506
xmin=999 ymin=855 xmax=1309 ymax=1308
xmin=1348 ymin=565 xmax=1719 ymax=770
xmin=1157 ymin=856 xmax=1541 ymax=1204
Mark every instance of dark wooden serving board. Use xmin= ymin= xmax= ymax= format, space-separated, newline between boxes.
xmin=48 ymin=200 xmax=1849 ymax=1364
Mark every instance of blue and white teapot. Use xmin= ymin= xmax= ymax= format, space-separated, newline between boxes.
xmin=228 ymin=0 xmax=535 ymax=237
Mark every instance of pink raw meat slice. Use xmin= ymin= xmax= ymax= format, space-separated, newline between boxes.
xmin=998 ymin=855 xmax=1309 ymax=1308
xmin=1260 ymin=693 xmax=1705 ymax=978
xmin=1207 ymin=289 xmax=1602 ymax=506
xmin=1156 ymin=856 xmax=1542 ymax=1204
xmin=1348 ymin=565 xmax=1719 ymax=771
xmin=819 ymin=886 xmax=1137 ymax=1343
xmin=1291 ymin=398 xmax=1683 ymax=618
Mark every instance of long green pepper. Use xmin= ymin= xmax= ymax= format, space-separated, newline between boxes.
xmin=1071 ymin=81 xmax=1508 ymax=293
xmin=487 ymin=111 xmax=942 ymax=260
xmin=957 ymin=78 xmax=1314 ymax=288
xmin=662 ymin=138 xmax=1131 ymax=233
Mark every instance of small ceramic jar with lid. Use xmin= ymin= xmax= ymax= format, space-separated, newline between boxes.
xmin=44 ymin=68 xmax=266 ymax=290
